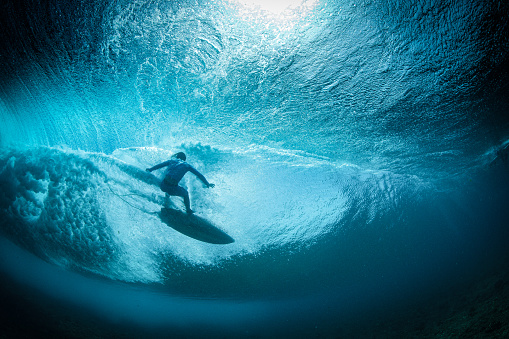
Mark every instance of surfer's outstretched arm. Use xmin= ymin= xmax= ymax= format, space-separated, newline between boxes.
xmin=189 ymin=166 xmax=215 ymax=188
xmin=146 ymin=160 xmax=171 ymax=172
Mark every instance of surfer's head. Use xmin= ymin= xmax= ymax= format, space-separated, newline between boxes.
xmin=173 ymin=152 xmax=186 ymax=161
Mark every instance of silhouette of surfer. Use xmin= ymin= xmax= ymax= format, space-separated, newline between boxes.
xmin=146 ymin=152 xmax=214 ymax=214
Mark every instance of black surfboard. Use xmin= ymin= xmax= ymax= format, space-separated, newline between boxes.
xmin=159 ymin=207 xmax=234 ymax=244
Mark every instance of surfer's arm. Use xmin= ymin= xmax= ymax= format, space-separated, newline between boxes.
xmin=189 ymin=166 xmax=214 ymax=188
xmin=146 ymin=160 xmax=171 ymax=172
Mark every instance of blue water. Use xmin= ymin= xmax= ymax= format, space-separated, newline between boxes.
xmin=1 ymin=0 xmax=509 ymax=337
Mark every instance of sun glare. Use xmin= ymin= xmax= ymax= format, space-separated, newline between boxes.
xmin=228 ymin=0 xmax=316 ymax=15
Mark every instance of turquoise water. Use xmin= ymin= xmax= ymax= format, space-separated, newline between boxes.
xmin=1 ymin=0 xmax=508 ymax=337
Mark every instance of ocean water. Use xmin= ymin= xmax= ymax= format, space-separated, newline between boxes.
xmin=1 ymin=0 xmax=508 ymax=337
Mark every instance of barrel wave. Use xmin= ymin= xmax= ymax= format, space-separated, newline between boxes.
xmin=1 ymin=0 xmax=509 ymax=337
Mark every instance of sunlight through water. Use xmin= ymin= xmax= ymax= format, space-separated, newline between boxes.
xmin=228 ymin=0 xmax=314 ymax=14
xmin=226 ymin=0 xmax=318 ymax=25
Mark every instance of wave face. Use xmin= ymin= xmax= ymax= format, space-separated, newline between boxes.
xmin=0 ymin=145 xmax=438 ymax=295
xmin=1 ymin=0 xmax=509 ymax=336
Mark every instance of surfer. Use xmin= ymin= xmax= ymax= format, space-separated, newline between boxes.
xmin=146 ymin=152 xmax=215 ymax=214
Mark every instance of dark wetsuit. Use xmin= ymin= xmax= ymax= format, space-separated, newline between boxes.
xmin=147 ymin=159 xmax=211 ymax=212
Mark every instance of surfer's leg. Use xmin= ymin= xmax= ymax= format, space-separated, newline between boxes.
xmin=175 ymin=187 xmax=192 ymax=214
xmin=164 ymin=193 xmax=170 ymax=208
xmin=177 ymin=186 xmax=192 ymax=214
xmin=161 ymin=184 xmax=192 ymax=213
xmin=160 ymin=183 xmax=174 ymax=208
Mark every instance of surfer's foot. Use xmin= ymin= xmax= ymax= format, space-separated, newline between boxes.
xmin=186 ymin=209 xmax=195 ymax=215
